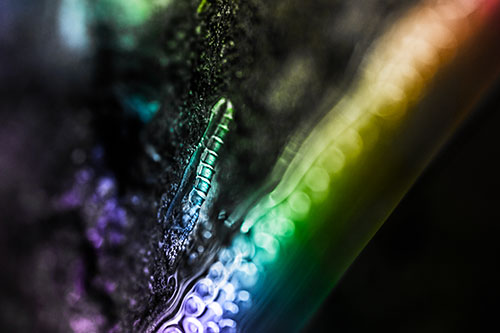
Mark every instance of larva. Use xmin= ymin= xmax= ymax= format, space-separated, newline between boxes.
xmin=161 ymin=97 xmax=234 ymax=268
xmin=190 ymin=98 xmax=234 ymax=207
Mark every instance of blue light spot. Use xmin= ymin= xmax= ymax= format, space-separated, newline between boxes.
xmin=58 ymin=0 xmax=89 ymax=51
xmin=122 ymin=95 xmax=160 ymax=123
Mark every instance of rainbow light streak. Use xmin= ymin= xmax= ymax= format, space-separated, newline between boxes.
xmin=155 ymin=0 xmax=500 ymax=332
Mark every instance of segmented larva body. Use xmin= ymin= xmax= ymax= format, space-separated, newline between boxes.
xmin=162 ymin=98 xmax=234 ymax=269
xmin=189 ymin=99 xmax=234 ymax=208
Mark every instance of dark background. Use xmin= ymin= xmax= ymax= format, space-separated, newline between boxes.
xmin=306 ymin=83 xmax=500 ymax=332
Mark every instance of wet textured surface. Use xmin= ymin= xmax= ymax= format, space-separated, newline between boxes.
xmin=1 ymin=0 xmax=500 ymax=332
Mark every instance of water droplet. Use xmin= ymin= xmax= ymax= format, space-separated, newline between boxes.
xmin=183 ymin=317 xmax=203 ymax=333
xmin=237 ymin=290 xmax=250 ymax=302
xmin=160 ymin=325 xmax=183 ymax=333
xmin=223 ymin=301 xmax=239 ymax=316
xmin=304 ymin=166 xmax=330 ymax=193
xmin=288 ymin=191 xmax=311 ymax=217
xmin=320 ymin=145 xmax=345 ymax=174
xmin=207 ymin=302 xmax=223 ymax=319
xmin=196 ymin=278 xmax=215 ymax=299
xmin=232 ymin=235 xmax=255 ymax=258
xmin=209 ymin=261 xmax=226 ymax=283
xmin=185 ymin=295 xmax=205 ymax=317
xmin=206 ymin=321 xmax=220 ymax=333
